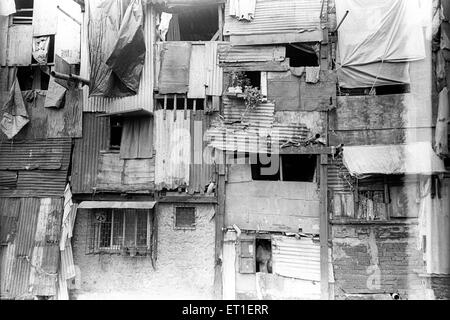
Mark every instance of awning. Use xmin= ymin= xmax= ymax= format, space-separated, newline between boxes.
xmin=78 ymin=201 xmax=156 ymax=209
xmin=97 ymin=108 xmax=152 ymax=118
xmin=342 ymin=142 xmax=447 ymax=177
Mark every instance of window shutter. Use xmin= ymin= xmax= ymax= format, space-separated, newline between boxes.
xmin=239 ymin=237 xmax=256 ymax=274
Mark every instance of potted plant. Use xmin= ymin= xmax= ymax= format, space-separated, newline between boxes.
xmin=241 ymin=85 xmax=263 ymax=121
xmin=228 ymin=72 xmax=250 ymax=94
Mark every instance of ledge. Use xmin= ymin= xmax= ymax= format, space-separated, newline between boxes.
xmin=330 ymin=219 xmax=419 ymax=226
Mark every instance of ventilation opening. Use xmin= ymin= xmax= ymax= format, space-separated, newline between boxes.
xmin=110 ymin=117 xmax=123 ymax=151
xmin=175 ymin=207 xmax=196 ymax=229
xmin=338 ymin=84 xmax=411 ymax=96
xmin=17 ymin=66 xmax=50 ymax=90
xmin=13 ymin=0 xmax=34 ymax=25
xmin=256 ymin=238 xmax=272 ymax=274
xmin=285 ymin=43 xmax=319 ymax=67
xmin=158 ymin=5 xmax=219 ymax=41
xmin=251 ymin=154 xmax=317 ymax=182
xmin=155 ymin=97 xmax=205 ymax=110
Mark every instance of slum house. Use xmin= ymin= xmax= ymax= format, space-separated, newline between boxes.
xmin=205 ymin=0 xmax=337 ymax=300
xmin=327 ymin=0 xmax=450 ymax=300
xmin=68 ymin=0 xmax=225 ymax=299
xmin=0 ymin=0 xmax=84 ymax=300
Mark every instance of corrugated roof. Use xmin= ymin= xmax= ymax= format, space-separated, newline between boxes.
xmin=343 ymin=142 xmax=447 ymax=177
xmin=218 ymin=45 xmax=286 ymax=64
xmin=71 ymin=113 xmax=110 ymax=194
xmin=78 ymin=201 xmax=156 ymax=209
xmin=223 ymin=0 xmax=323 ymax=37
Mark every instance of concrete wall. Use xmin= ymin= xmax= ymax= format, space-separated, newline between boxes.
xmin=331 ymin=223 xmax=433 ymax=300
xmin=71 ymin=203 xmax=216 ymax=300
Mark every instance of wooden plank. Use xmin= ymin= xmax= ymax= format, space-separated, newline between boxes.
xmin=223 ymin=60 xmax=290 ymax=72
xmin=214 ymin=173 xmax=226 ymax=298
xmin=229 ymin=31 xmax=323 ymax=45
xmin=319 ymin=154 xmax=329 ymax=300
xmin=187 ymin=44 xmax=206 ymax=99
xmin=32 ymin=0 xmax=58 ymax=36
xmin=7 ymin=25 xmax=32 ymax=66
xmin=0 ymin=16 xmax=9 ymax=66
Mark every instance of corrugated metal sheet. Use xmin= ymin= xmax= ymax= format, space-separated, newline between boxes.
xmin=0 ymin=16 xmax=8 ymax=66
xmin=188 ymin=44 xmax=207 ymax=99
xmin=328 ymin=156 xmax=352 ymax=192
xmin=343 ymin=142 xmax=447 ymax=177
xmin=0 ymin=171 xmax=18 ymax=189
xmin=81 ymin=2 xmax=155 ymax=113
xmin=189 ymin=111 xmax=214 ymax=194
xmin=0 ymin=139 xmax=72 ymax=198
xmin=207 ymin=97 xmax=311 ymax=153
xmin=1 ymin=197 xmax=63 ymax=299
xmin=0 ymin=138 xmax=71 ymax=171
xmin=223 ymin=0 xmax=323 ymax=37
xmin=0 ymin=198 xmax=20 ymax=244
xmin=205 ymin=42 xmax=224 ymax=96
xmin=71 ymin=113 xmax=110 ymax=194
xmin=154 ymin=110 xmax=191 ymax=190
xmin=272 ymin=235 xmax=321 ymax=282
xmin=218 ymin=45 xmax=286 ymax=64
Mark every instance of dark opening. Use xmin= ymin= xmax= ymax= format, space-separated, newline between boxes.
xmin=282 ymin=154 xmax=317 ymax=182
xmin=13 ymin=0 xmax=34 ymax=25
xmin=245 ymin=71 xmax=261 ymax=89
xmin=338 ymin=84 xmax=411 ymax=96
xmin=16 ymin=66 xmax=50 ymax=90
xmin=175 ymin=207 xmax=196 ymax=229
xmin=156 ymin=97 xmax=205 ymax=110
xmin=110 ymin=117 xmax=124 ymax=150
xmin=251 ymin=154 xmax=280 ymax=181
xmin=251 ymin=154 xmax=317 ymax=182
xmin=286 ymin=43 xmax=319 ymax=67
xmin=31 ymin=35 xmax=55 ymax=65
xmin=161 ymin=5 xmax=219 ymax=41
xmin=445 ymin=157 xmax=450 ymax=169
xmin=256 ymin=238 xmax=272 ymax=274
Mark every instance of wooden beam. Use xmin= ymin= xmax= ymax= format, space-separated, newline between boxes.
xmin=319 ymin=154 xmax=329 ymax=300
xmin=214 ymin=155 xmax=226 ymax=299
xmin=157 ymin=196 xmax=217 ymax=204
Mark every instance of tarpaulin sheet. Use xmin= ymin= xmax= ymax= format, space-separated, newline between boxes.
xmin=158 ymin=42 xmax=191 ymax=94
xmin=336 ymin=0 xmax=426 ymax=67
xmin=88 ymin=0 xmax=145 ymax=98
xmin=0 ymin=76 xmax=29 ymax=139
xmin=120 ymin=117 xmax=153 ymax=159
xmin=106 ymin=0 xmax=146 ymax=94
xmin=342 ymin=142 xmax=447 ymax=177
xmin=337 ymin=62 xmax=410 ymax=88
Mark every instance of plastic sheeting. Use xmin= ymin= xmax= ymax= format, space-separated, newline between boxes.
xmin=120 ymin=117 xmax=153 ymax=159
xmin=0 ymin=0 xmax=15 ymax=16
xmin=342 ymin=143 xmax=447 ymax=177
xmin=88 ymin=0 xmax=145 ymax=97
xmin=0 ymin=76 xmax=29 ymax=140
xmin=336 ymin=0 xmax=426 ymax=67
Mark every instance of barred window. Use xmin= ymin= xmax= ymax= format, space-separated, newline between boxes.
xmin=175 ymin=207 xmax=196 ymax=229
xmin=87 ymin=209 xmax=151 ymax=256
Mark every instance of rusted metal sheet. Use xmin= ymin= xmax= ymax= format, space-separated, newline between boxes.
xmin=272 ymin=235 xmax=321 ymax=282
xmin=1 ymin=197 xmax=63 ymax=299
xmin=223 ymin=0 xmax=323 ymax=44
xmin=81 ymin=3 xmax=155 ymax=113
xmin=0 ymin=198 xmax=20 ymax=244
xmin=71 ymin=113 xmax=110 ymax=194
xmin=328 ymin=156 xmax=352 ymax=192
xmin=7 ymin=25 xmax=33 ymax=66
xmin=0 ymin=138 xmax=71 ymax=171
xmin=189 ymin=111 xmax=214 ymax=194
xmin=0 ymin=138 xmax=71 ymax=198
xmin=207 ymin=97 xmax=313 ymax=153
xmin=96 ymin=152 xmax=155 ymax=192
xmin=218 ymin=45 xmax=286 ymax=64
xmin=205 ymin=42 xmax=224 ymax=97
xmin=0 ymin=171 xmax=18 ymax=190
xmin=154 ymin=110 xmax=191 ymax=190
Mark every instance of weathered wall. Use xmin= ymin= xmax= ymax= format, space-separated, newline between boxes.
xmin=71 ymin=203 xmax=216 ymax=299
xmin=331 ymin=223 xmax=432 ymax=300
xmin=225 ymin=164 xmax=320 ymax=234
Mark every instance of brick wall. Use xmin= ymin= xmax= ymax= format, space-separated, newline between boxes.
xmin=331 ymin=223 xmax=433 ymax=300
xmin=71 ymin=203 xmax=216 ymax=300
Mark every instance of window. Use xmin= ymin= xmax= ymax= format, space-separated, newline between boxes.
xmin=158 ymin=5 xmax=220 ymax=41
xmin=251 ymin=154 xmax=317 ymax=182
xmin=285 ymin=43 xmax=319 ymax=67
xmin=239 ymin=236 xmax=272 ymax=274
xmin=155 ymin=96 xmax=205 ymax=111
xmin=88 ymin=209 xmax=151 ymax=256
xmin=175 ymin=206 xmax=196 ymax=229
xmin=109 ymin=117 xmax=124 ymax=150
xmin=13 ymin=0 xmax=34 ymax=25
xmin=338 ymin=84 xmax=410 ymax=96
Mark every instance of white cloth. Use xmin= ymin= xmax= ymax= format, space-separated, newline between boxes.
xmin=435 ymin=87 xmax=449 ymax=157
xmin=229 ymin=0 xmax=256 ymax=21
xmin=336 ymin=0 xmax=426 ymax=66
xmin=0 ymin=0 xmax=15 ymax=16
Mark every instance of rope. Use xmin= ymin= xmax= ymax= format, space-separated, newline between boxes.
xmin=23 ymin=256 xmax=58 ymax=277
